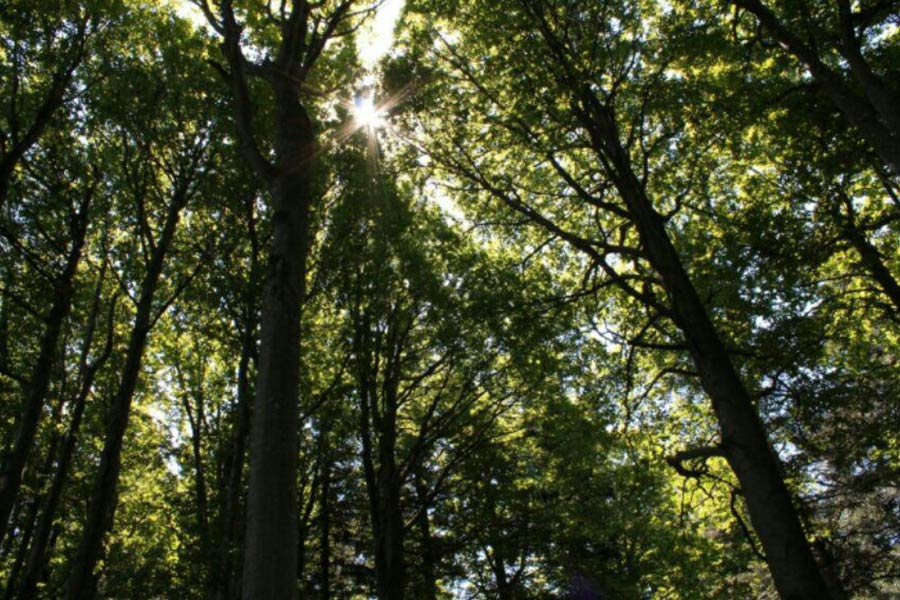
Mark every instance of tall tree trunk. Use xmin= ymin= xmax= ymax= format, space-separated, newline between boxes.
xmin=362 ymin=393 xmax=405 ymax=600
xmin=214 ymin=197 xmax=259 ymax=600
xmin=63 ymin=195 xmax=185 ymax=600
xmin=297 ymin=448 xmax=320 ymax=595
xmin=241 ymin=90 xmax=315 ymax=599
xmin=3 ymin=497 xmax=38 ymax=598
xmin=4 ymin=359 xmax=71 ymax=596
xmin=210 ymin=2 xmax=348 ymax=593
xmin=217 ymin=326 xmax=254 ymax=600
xmin=582 ymin=99 xmax=833 ymax=598
xmin=518 ymin=13 xmax=836 ymax=591
xmin=0 ymin=193 xmax=91 ymax=548
xmin=359 ymin=379 xmax=403 ymax=600
xmin=180 ymin=371 xmax=212 ymax=593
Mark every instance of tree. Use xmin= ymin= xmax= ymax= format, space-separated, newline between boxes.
xmin=59 ymin=14 xmax=219 ymax=595
xmin=724 ymin=0 xmax=900 ymax=174
xmin=400 ymin=0 xmax=836 ymax=595
xmin=0 ymin=0 xmax=897 ymax=597
xmin=193 ymin=2 xmax=374 ymax=594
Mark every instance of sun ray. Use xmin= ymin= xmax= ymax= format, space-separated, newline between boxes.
xmin=353 ymin=94 xmax=384 ymax=130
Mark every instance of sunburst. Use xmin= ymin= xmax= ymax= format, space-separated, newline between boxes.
xmin=353 ymin=94 xmax=384 ymax=130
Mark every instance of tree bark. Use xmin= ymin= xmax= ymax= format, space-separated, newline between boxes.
xmin=207 ymin=3 xmax=351 ymax=595
xmin=179 ymin=366 xmax=212 ymax=593
xmin=413 ymin=469 xmax=438 ymax=600
xmin=3 ymin=497 xmax=38 ymax=599
xmin=372 ymin=443 xmax=405 ymax=600
xmin=240 ymin=88 xmax=315 ymax=599
xmin=215 ymin=318 xmax=255 ymax=600
xmin=357 ymin=326 xmax=406 ymax=600
xmin=213 ymin=196 xmax=259 ymax=600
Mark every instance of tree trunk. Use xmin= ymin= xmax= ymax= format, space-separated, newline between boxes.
xmin=0 ymin=194 xmax=90 ymax=549
xmin=358 ymin=358 xmax=406 ymax=600
xmin=3 ymin=497 xmax=38 ymax=598
xmin=297 ymin=448 xmax=320 ymax=595
xmin=216 ymin=322 xmax=254 ymax=600
xmin=181 ymin=375 xmax=212 ymax=593
xmin=18 ymin=351 xmax=102 ymax=599
xmin=367 ymin=395 xmax=405 ymax=600
xmin=218 ymin=329 xmax=254 ymax=600
xmin=319 ymin=459 xmax=331 ymax=600
xmin=584 ymin=102 xmax=833 ymax=598
xmin=413 ymin=470 xmax=438 ymax=600
xmin=63 ymin=196 xmax=185 ymax=600
xmin=214 ymin=197 xmax=259 ymax=600
xmin=842 ymin=224 xmax=900 ymax=314
xmin=241 ymin=91 xmax=315 ymax=600
xmin=374 ymin=464 xmax=405 ymax=600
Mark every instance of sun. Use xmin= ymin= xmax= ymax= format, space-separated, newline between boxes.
xmin=353 ymin=94 xmax=384 ymax=130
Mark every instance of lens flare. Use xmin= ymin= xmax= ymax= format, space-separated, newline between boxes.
xmin=353 ymin=95 xmax=383 ymax=129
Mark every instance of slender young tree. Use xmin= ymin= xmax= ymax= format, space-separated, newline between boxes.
xmin=14 ymin=263 xmax=117 ymax=600
xmin=62 ymin=67 xmax=216 ymax=594
xmin=0 ymin=180 xmax=93 ymax=549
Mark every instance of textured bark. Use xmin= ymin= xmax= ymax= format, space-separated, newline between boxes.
xmin=63 ymin=195 xmax=186 ymax=600
xmin=205 ymin=3 xmax=354 ymax=595
xmin=0 ymin=194 xmax=91 ymax=549
xmin=240 ymin=92 xmax=314 ymax=599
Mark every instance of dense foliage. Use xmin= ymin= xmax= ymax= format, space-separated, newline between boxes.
xmin=0 ymin=0 xmax=897 ymax=598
